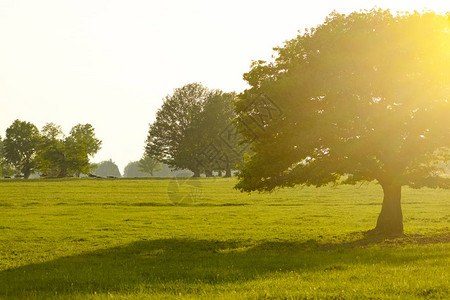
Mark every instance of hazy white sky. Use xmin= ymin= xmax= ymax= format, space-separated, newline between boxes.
xmin=0 ymin=0 xmax=448 ymax=173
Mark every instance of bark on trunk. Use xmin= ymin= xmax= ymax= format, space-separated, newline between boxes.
xmin=205 ymin=170 xmax=213 ymax=177
xmin=192 ymin=169 xmax=201 ymax=177
xmin=58 ymin=167 xmax=67 ymax=178
xmin=374 ymin=183 xmax=403 ymax=236
xmin=225 ymin=168 xmax=232 ymax=178
xmin=23 ymin=170 xmax=31 ymax=179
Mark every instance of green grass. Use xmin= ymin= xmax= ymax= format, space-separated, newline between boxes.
xmin=0 ymin=178 xmax=449 ymax=299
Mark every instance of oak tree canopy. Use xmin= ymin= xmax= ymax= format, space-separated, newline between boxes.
xmin=235 ymin=9 xmax=450 ymax=235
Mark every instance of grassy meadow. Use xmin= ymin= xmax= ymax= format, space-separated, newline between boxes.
xmin=0 ymin=177 xmax=449 ymax=299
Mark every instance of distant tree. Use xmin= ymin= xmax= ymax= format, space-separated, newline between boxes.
xmin=235 ymin=10 xmax=450 ymax=236
xmin=191 ymin=91 xmax=245 ymax=177
xmin=93 ymin=159 xmax=121 ymax=178
xmin=36 ymin=123 xmax=101 ymax=177
xmin=0 ymin=136 xmax=16 ymax=178
xmin=36 ymin=123 xmax=66 ymax=177
xmin=65 ymin=124 xmax=102 ymax=176
xmin=123 ymin=161 xmax=148 ymax=178
xmin=138 ymin=155 xmax=161 ymax=176
xmin=3 ymin=120 xmax=40 ymax=179
xmin=152 ymin=163 xmax=172 ymax=177
xmin=1 ymin=163 xmax=16 ymax=178
xmin=146 ymin=83 xmax=245 ymax=177
xmin=145 ymin=83 xmax=209 ymax=177
xmin=152 ymin=163 xmax=194 ymax=177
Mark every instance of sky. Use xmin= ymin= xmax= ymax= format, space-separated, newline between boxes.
xmin=0 ymin=0 xmax=448 ymax=173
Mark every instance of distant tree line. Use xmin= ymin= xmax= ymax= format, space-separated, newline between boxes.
xmin=92 ymin=157 xmax=193 ymax=178
xmin=123 ymin=159 xmax=194 ymax=178
xmin=0 ymin=120 xmax=101 ymax=178
xmin=2 ymin=84 xmax=247 ymax=179
xmin=145 ymin=83 xmax=246 ymax=177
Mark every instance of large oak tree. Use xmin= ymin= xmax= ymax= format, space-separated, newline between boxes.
xmin=235 ymin=10 xmax=450 ymax=235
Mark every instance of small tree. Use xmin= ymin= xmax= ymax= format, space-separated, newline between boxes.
xmin=123 ymin=161 xmax=148 ymax=178
xmin=138 ymin=155 xmax=161 ymax=176
xmin=3 ymin=120 xmax=40 ymax=179
xmin=235 ymin=10 xmax=450 ymax=236
xmin=93 ymin=159 xmax=121 ymax=178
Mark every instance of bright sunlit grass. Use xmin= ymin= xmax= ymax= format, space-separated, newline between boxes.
xmin=0 ymin=178 xmax=449 ymax=299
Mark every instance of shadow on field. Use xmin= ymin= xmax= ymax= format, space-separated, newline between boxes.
xmin=1 ymin=233 xmax=449 ymax=297
xmin=70 ymin=201 xmax=249 ymax=207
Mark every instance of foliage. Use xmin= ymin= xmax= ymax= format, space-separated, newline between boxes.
xmin=123 ymin=159 xmax=168 ymax=178
xmin=36 ymin=123 xmax=102 ymax=177
xmin=65 ymin=124 xmax=102 ymax=176
xmin=146 ymin=83 xmax=244 ymax=177
xmin=145 ymin=83 xmax=209 ymax=176
xmin=123 ymin=161 xmax=148 ymax=178
xmin=36 ymin=123 xmax=66 ymax=177
xmin=0 ymin=136 xmax=17 ymax=178
xmin=153 ymin=163 xmax=194 ymax=177
xmin=190 ymin=91 xmax=245 ymax=176
xmin=0 ymin=136 xmax=2 ymax=177
xmin=3 ymin=119 xmax=40 ymax=178
xmin=235 ymin=9 xmax=450 ymax=234
xmin=138 ymin=155 xmax=161 ymax=176
xmin=0 ymin=163 xmax=16 ymax=177
xmin=0 ymin=178 xmax=449 ymax=298
xmin=93 ymin=159 xmax=121 ymax=178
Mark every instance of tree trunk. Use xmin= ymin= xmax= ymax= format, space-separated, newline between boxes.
xmin=205 ymin=170 xmax=213 ymax=177
xmin=23 ymin=170 xmax=31 ymax=179
xmin=58 ymin=167 xmax=67 ymax=178
xmin=217 ymin=170 xmax=223 ymax=177
xmin=374 ymin=183 xmax=403 ymax=236
xmin=225 ymin=168 xmax=232 ymax=178
xmin=192 ymin=169 xmax=201 ymax=177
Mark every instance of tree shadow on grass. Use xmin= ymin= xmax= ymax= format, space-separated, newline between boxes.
xmin=1 ymin=232 xmax=449 ymax=298
xmin=341 ymin=230 xmax=450 ymax=247
xmin=72 ymin=201 xmax=248 ymax=207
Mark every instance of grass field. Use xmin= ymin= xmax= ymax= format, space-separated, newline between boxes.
xmin=0 ymin=178 xmax=449 ymax=299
